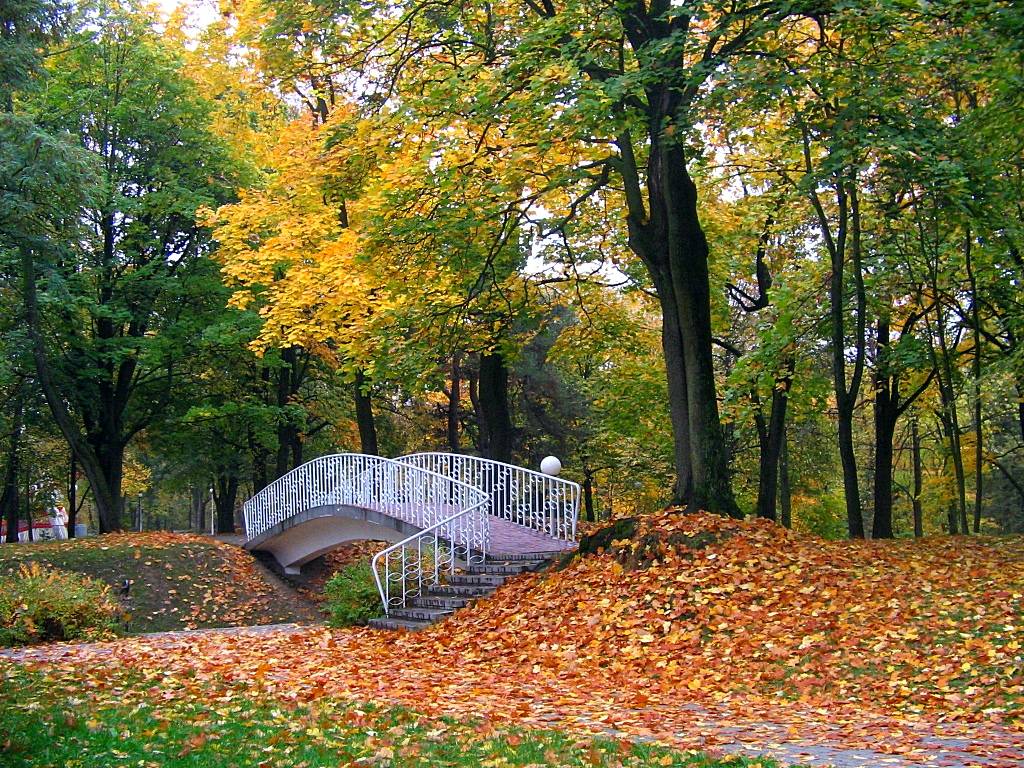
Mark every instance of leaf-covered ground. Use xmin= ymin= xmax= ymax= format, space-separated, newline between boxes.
xmin=0 ymin=665 xmax=779 ymax=768
xmin=0 ymin=532 xmax=317 ymax=632
xmin=3 ymin=514 xmax=1023 ymax=766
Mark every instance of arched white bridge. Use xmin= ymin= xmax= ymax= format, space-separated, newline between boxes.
xmin=242 ymin=453 xmax=580 ymax=613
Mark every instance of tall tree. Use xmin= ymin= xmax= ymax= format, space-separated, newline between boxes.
xmin=22 ymin=5 xmax=238 ymax=531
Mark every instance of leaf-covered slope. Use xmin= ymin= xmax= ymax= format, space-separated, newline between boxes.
xmin=0 ymin=533 xmax=314 ymax=633
xmin=436 ymin=512 xmax=1022 ymax=720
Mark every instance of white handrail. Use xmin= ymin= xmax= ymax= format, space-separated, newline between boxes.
xmin=242 ymin=454 xmax=488 ymax=545
xmin=396 ymin=452 xmax=581 ymax=541
xmin=242 ymin=451 xmax=580 ymax=614
xmin=370 ymin=496 xmax=488 ymax=613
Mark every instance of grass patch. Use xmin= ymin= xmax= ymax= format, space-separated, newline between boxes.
xmin=0 ymin=533 xmax=309 ymax=634
xmin=0 ymin=666 xmax=782 ymax=768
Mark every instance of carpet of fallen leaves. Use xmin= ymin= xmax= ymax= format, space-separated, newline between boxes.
xmin=0 ymin=532 xmax=315 ymax=631
xmin=4 ymin=514 xmax=1024 ymax=766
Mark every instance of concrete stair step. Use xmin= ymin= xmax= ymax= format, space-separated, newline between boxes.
xmin=465 ymin=562 xmax=537 ymax=575
xmin=411 ymin=596 xmax=473 ymax=610
xmin=426 ymin=583 xmax=494 ymax=597
xmin=369 ymin=553 xmax=562 ymax=630
xmin=450 ymin=573 xmax=508 ymax=587
xmin=368 ymin=616 xmax=432 ymax=631
xmin=488 ymin=550 xmax=572 ymax=561
xmin=389 ymin=607 xmax=453 ymax=622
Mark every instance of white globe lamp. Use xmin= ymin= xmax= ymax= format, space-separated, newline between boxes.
xmin=540 ymin=456 xmax=562 ymax=476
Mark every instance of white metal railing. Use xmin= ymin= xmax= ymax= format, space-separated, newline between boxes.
xmin=242 ymin=452 xmax=580 ymax=614
xmin=396 ymin=453 xmax=581 ymax=542
xmin=370 ymin=500 xmax=488 ymax=613
xmin=242 ymin=454 xmax=488 ymax=548
xmin=242 ymin=453 xmax=490 ymax=613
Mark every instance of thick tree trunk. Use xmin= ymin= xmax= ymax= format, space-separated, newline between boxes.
xmin=621 ymin=141 xmax=737 ymax=516
xmin=447 ymin=355 xmax=461 ymax=453
xmin=872 ymin=314 xmax=898 ymax=539
xmin=478 ymin=352 xmax=513 ymax=464
xmin=911 ymin=418 xmax=924 ymax=538
xmin=665 ymin=166 xmax=736 ymax=515
xmin=467 ymin=365 xmax=486 ymax=453
xmin=353 ymin=369 xmax=379 ymax=456
xmin=93 ymin=439 xmax=125 ymax=531
xmin=872 ymin=389 xmax=898 ymax=539
xmin=213 ymin=473 xmax=238 ymax=534
xmin=655 ymin=277 xmax=693 ymax=504
xmin=779 ymin=428 xmax=792 ymax=529
xmin=1 ymin=391 xmax=23 ymax=544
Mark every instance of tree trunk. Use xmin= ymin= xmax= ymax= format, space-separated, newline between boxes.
xmin=467 ymin=365 xmax=486 ymax=453
xmin=756 ymin=357 xmax=794 ymax=522
xmin=937 ymin=377 xmax=968 ymax=535
xmin=872 ymin=388 xmax=898 ymax=539
xmin=447 ymin=355 xmax=461 ymax=453
xmin=583 ymin=467 xmax=596 ymax=522
xmin=353 ymin=369 xmax=379 ymax=455
xmin=966 ymin=233 xmax=983 ymax=533
xmin=655 ymin=276 xmax=692 ymax=504
xmin=478 ymin=352 xmax=513 ymax=464
xmin=22 ymin=245 xmax=124 ymax=532
xmin=1 ymin=390 xmax=24 ymax=544
xmin=67 ymin=451 xmax=77 ymax=538
xmin=25 ymin=470 xmax=33 ymax=541
xmin=608 ymin=6 xmax=739 ymax=518
xmin=779 ymin=427 xmax=792 ymax=529
xmin=275 ymin=348 xmax=297 ymax=478
xmin=213 ymin=473 xmax=239 ymax=534
xmin=828 ymin=184 xmax=867 ymax=540
xmin=872 ymin=315 xmax=898 ymax=539
xmin=93 ymin=439 xmax=126 ymax=531
xmin=911 ymin=417 xmax=924 ymax=538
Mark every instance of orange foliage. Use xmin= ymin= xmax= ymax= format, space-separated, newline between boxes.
xmin=5 ymin=519 xmax=1023 ymax=762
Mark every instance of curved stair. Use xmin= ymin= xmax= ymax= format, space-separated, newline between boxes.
xmin=368 ymin=553 xmax=556 ymax=630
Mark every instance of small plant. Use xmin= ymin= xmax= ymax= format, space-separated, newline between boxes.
xmin=324 ymin=562 xmax=381 ymax=627
xmin=0 ymin=563 xmax=121 ymax=646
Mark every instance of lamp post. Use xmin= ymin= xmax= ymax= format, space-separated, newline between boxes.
xmin=540 ymin=456 xmax=562 ymax=476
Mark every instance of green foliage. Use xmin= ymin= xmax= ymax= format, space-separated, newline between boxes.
xmin=793 ymin=493 xmax=849 ymax=542
xmin=0 ymin=666 xmax=780 ymax=768
xmin=324 ymin=562 xmax=381 ymax=626
xmin=0 ymin=563 xmax=120 ymax=646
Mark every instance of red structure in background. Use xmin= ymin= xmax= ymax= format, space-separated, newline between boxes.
xmin=0 ymin=519 xmax=55 ymax=540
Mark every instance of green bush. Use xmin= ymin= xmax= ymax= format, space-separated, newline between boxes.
xmin=0 ymin=563 xmax=122 ymax=646
xmin=324 ymin=562 xmax=382 ymax=627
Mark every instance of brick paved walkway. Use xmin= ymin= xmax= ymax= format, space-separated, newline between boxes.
xmin=487 ymin=516 xmax=576 ymax=556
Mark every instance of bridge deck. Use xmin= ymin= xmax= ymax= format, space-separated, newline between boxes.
xmin=487 ymin=516 xmax=576 ymax=556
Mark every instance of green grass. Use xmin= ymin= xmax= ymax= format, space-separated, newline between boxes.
xmin=0 ymin=666 xmax=782 ymax=768
xmin=0 ymin=534 xmax=307 ymax=634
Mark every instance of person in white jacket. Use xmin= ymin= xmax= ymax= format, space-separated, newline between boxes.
xmin=51 ymin=505 xmax=68 ymax=540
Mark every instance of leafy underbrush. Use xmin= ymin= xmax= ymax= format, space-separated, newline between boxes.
xmin=324 ymin=562 xmax=381 ymax=626
xmin=0 ymin=564 xmax=120 ymax=646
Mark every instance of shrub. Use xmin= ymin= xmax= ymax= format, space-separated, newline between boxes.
xmin=0 ymin=563 xmax=121 ymax=646
xmin=324 ymin=562 xmax=382 ymax=627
